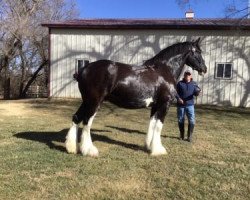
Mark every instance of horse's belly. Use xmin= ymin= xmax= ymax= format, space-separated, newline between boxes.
xmin=107 ymin=90 xmax=154 ymax=109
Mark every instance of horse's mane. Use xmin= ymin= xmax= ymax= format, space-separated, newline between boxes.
xmin=144 ymin=41 xmax=192 ymax=66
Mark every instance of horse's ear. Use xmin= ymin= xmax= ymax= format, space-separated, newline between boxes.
xmin=194 ymin=37 xmax=201 ymax=46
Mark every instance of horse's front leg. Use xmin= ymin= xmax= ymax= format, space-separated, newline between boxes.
xmin=148 ymin=101 xmax=170 ymax=156
xmin=145 ymin=104 xmax=157 ymax=151
xmin=150 ymin=117 xmax=166 ymax=156
xmin=145 ymin=116 xmax=156 ymax=151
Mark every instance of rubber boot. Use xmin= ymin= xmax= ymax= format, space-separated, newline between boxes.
xmin=178 ymin=123 xmax=185 ymax=140
xmin=187 ymin=124 xmax=194 ymax=142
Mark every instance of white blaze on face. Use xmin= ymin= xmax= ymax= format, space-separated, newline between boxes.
xmin=144 ymin=97 xmax=153 ymax=107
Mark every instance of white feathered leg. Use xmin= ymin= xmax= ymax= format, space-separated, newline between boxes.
xmin=150 ymin=119 xmax=167 ymax=156
xmin=80 ymin=113 xmax=99 ymax=157
xmin=145 ymin=116 xmax=157 ymax=151
xmin=65 ymin=122 xmax=79 ymax=154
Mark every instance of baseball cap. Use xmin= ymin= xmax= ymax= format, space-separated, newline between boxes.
xmin=184 ymin=70 xmax=192 ymax=75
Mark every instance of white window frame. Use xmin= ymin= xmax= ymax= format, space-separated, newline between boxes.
xmin=215 ymin=62 xmax=233 ymax=80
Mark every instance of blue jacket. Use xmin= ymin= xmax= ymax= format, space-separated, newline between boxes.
xmin=176 ymin=79 xmax=201 ymax=107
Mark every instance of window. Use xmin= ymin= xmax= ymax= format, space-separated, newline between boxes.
xmin=75 ymin=59 xmax=89 ymax=72
xmin=215 ymin=63 xmax=233 ymax=79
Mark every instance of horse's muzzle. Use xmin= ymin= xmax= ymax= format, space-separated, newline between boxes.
xmin=199 ymin=65 xmax=207 ymax=75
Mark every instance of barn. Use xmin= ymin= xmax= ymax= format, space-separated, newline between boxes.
xmin=42 ymin=18 xmax=250 ymax=107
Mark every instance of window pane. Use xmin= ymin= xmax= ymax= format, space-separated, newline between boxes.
xmin=78 ymin=60 xmax=84 ymax=70
xmin=216 ymin=64 xmax=224 ymax=78
xmin=224 ymin=64 xmax=232 ymax=78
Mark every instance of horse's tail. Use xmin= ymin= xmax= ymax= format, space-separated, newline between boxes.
xmin=73 ymin=64 xmax=89 ymax=82
xmin=73 ymin=72 xmax=80 ymax=81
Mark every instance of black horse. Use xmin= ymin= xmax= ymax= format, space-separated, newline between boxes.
xmin=66 ymin=38 xmax=207 ymax=156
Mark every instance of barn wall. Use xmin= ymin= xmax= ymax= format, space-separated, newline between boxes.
xmin=50 ymin=28 xmax=250 ymax=107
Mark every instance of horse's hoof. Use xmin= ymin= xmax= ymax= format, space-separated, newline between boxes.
xmin=150 ymin=146 xmax=167 ymax=156
xmin=65 ymin=140 xmax=78 ymax=154
xmin=81 ymin=145 xmax=99 ymax=157
xmin=88 ymin=146 xmax=99 ymax=157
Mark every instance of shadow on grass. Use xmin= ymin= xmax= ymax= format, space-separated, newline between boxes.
xmin=107 ymin=125 xmax=180 ymax=140
xmin=106 ymin=125 xmax=145 ymax=135
xmin=14 ymin=128 xmax=147 ymax=153
xmin=195 ymin=105 xmax=250 ymax=116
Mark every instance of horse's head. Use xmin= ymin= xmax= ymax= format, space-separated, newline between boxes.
xmin=185 ymin=38 xmax=207 ymax=75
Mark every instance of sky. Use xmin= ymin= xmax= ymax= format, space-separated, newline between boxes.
xmin=75 ymin=0 xmax=248 ymax=19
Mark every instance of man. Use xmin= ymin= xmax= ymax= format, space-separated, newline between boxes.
xmin=176 ymin=70 xmax=201 ymax=142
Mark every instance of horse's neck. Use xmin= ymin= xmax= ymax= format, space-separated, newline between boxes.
xmin=165 ymin=54 xmax=186 ymax=80
xmin=146 ymin=53 xmax=186 ymax=80
xmin=144 ymin=45 xmax=189 ymax=80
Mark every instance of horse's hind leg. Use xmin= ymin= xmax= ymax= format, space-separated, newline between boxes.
xmin=65 ymin=103 xmax=85 ymax=154
xmin=79 ymin=99 xmax=100 ymax=157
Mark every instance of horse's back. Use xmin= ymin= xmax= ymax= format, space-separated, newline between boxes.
xmin=77 ymin=59 xmax=176 ymax=107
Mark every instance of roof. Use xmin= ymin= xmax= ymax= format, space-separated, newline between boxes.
xmin=42 ymin=18 xmax=250 ymax=30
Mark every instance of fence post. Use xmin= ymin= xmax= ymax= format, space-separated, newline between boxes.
xmin=36 ymin=85 xmax=39 ymax=98
xmin=3 ymin=77 xmax=10 ymax=100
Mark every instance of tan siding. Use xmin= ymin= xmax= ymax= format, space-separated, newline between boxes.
xmin=49 ymin=29 xmax=250 ymax=107
xmin=228 ymin=36 xmax=234 ymax=106
xmin=68 ymin=33 xmax=74 ymax=98
xmin=231 ymin=36 xmax=238 ymax=107
xmin=50 ymin=33 xmax=54 ymax=97
xmin=235 ymin=36 xmax=244 ymax=107
xmin=240 ymin=36 xmax=249 ymax=107
xmin=245 ymin=37 xmax=250 ymax=107
xmin=205 ymin=36 xmax=213 ymax=105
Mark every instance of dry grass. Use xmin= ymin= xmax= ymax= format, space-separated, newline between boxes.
xmin=0 ymin=99 xmax=249 ymax=200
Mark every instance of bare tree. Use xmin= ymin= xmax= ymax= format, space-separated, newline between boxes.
xmin=225 ymin=0 xmax=249 ymax=18
xmin=176 ymin=0 xmax=249 ymax=18
xmin=0 ymin=0 xmax=79 ymax=99
xmin=176 ymin=0 xmax=191 ymax=8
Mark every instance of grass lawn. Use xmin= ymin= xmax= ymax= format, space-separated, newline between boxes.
xmin=0 ymin=99 xmax=249 ymax=200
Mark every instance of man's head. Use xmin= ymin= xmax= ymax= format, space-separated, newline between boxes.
xmin=184 ymin=70 xmax=192 ymax=82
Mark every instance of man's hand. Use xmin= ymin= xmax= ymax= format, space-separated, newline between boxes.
xmin=178 ymin=98 xmax=184 ymax=104
xmin=194 ymin=85 xmax=201 ymax=96
xmin=194 ymin=89 xmax=201 ymax=96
